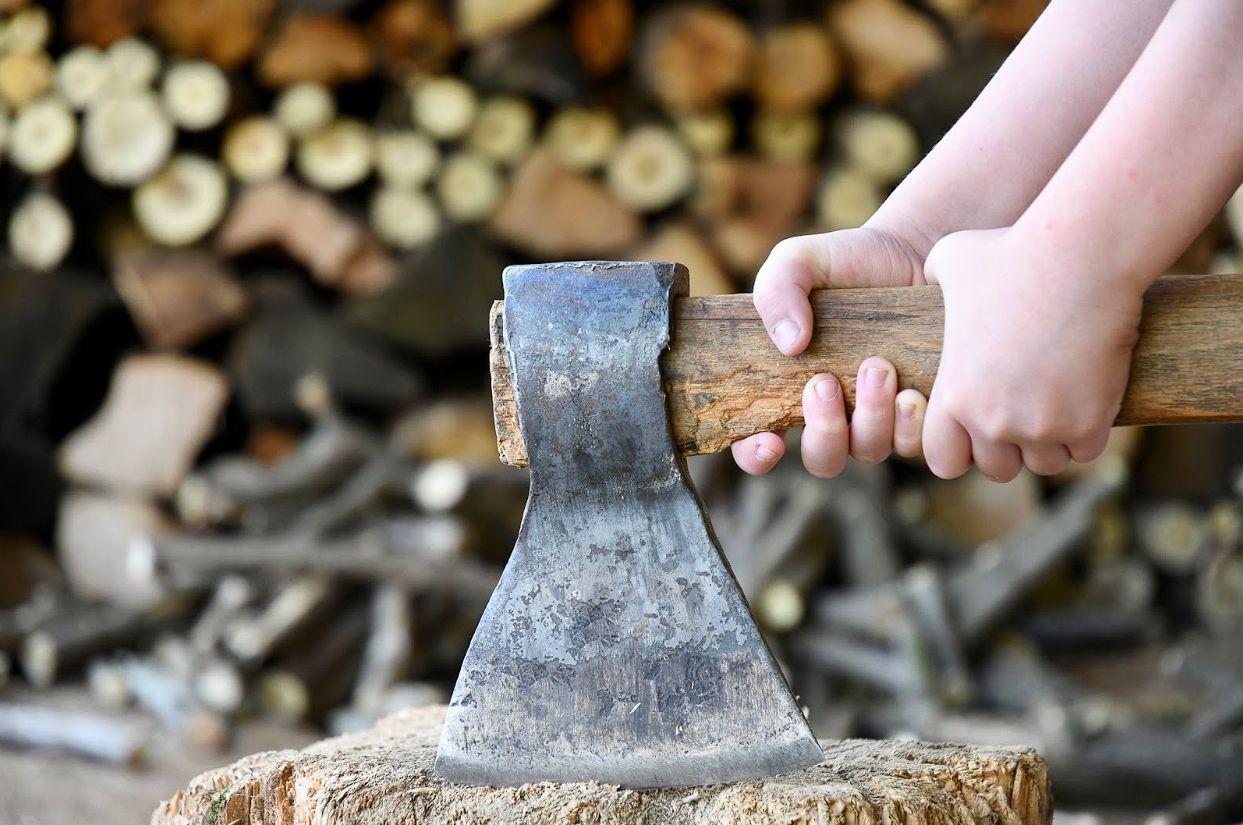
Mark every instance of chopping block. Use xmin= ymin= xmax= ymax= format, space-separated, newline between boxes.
xmin=150 ymin=705 xmax=1052 ymax=825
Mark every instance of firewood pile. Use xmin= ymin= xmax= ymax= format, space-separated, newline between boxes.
xmin=2 ymin=0 xmax=1243 ymax=819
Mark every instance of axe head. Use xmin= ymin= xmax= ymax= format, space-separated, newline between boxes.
xmin=435 ymin=261 xmax=823 ymax=789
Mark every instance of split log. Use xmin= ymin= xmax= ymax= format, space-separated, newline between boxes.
xmin=411 ymin=75 xmax=477 ymax=141
xmin=63 ymin=0 xmax=146 ymax=47
xmin=543 ymin=106 xmax=620 ymax=171
xmin=435 ymin=151 xmax=503 ymax=223
xmin=151 ymin=705 xmax=1052 ymax=825
xmin=488 ymin=147 xmax=641 ymax=258
xmin=55 ymin=491 xmax=172 ymax=609
xmin=630 ymin=221 xmax=733 ymax=296
xmin=606 ymin=124 xmax=695 ymax=212
xmin=569 ymin=0 xmax=632 ymax=80
xmin=133 ymin=154 xmax=230 ymax=246
xmin=58 ymin=354 xmax=229 ymax=498
xmin=81 ymin=92 xmax=175 ymax=186
xmin=149 ymin=0 xmax=276 ymax=70
xmin=456 ymin=0 xmax=558 ymax=43
xmin=827 ymin=0 xmax=951 ymax=105
xmin=754 ymin=22 xmax=841 ymax=114
xmin=54 ymin=45 xmax=106 ymax=109
xmin=295 ymin=118 xmax=375 ymax=191
xmin=8 ymin=191 xmax=73 ymax=272
xmin=0 ymin=701 xmax=147 ymax=764
xmin=258 ymin=14 xmax=373 ymax=88
xmin=0 ymin=49 xmax=52 ymax=109
xmin=375 ymin=130 xmax=440 ymax=189
xmin=8 ymin=96 xmax=76 ymax=175
xmin=467 ymin=96 xmax=535 ymax=165
xmin=160 ymin=60 xmax=230 ymax=131
xmin=371 ymin=0 xmax=456 ymax=77
xmin=637 ymin=5 xmax=755 ymax=113
xmin=112 ymin=248 xmax=249 ymax=349
xmin=273 ymin=81 xmax=335 ymax=138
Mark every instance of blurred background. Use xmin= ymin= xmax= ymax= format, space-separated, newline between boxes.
xmin=1 ymin=0 xmax=1243 ymax=822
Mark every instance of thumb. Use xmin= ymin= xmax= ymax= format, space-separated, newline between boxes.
xmin=753 ymin=236 xmax=822 ymax=356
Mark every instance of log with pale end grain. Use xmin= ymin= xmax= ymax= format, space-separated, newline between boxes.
xmin=55 ymin=491 xmax=171 ymax=609
xmin=54 ymin=44 xmax=105 ymax=109
xmin=631 ymin=221 xmax=733 ymax=296
xmin=675 ymin=108 xmax=733 ymax=157
xmin=8 ymin=96 xmax=75 ymax=174
xmin=20 ymin=602 xmax=181 ymax=688
xmin=223 ymin=116 xmax=290 ymax=182
xmin=1135 ymin=501 xmax=1209 ymax=575
xmin=149 ymin=0 xmax=275 ymax=70
xmin=133 ymin=154 xmax=230 ymax=246
xmin=375 ymin=129 xmax=439 ymax=188
xmin=570 ymin=0 xmax=633 ymax=78
xmin=435 ymin=150 xmax=502 ymax=222
xmin=817 ymin=164 xmax=885 ymax=231
xmin=370 ymin=186 xmax=440 ymax=250
xmin=111 ymin=248 xmax=250 ymax=349
xmin=467 ymin=95 xmax=535 ymax=165
xmin=456 ymin=0 xmax=558 ymax=43
xmin=751 ymin=110 xmax=821 ymax=164
xmin=410 ymin=75 xmax=477 ymax=141
xmin=59 ymin=354 xmax=230 ymax=497
xmin=150 ymin=705 xmax=1052 ymax=825
xmin=488 ymin=147 xmax=641 ymax=258
xmin=371 ymin=0 xmax=456 ymax=77
xmin=0 ymin=6 xmax=50 ymax=53
xmin=8 ymin=191 xmax=72 ymax=271
xmin=63 ymin=0 xmax=146 ymax=48
xmin=606 ymin=124 xmax=694 ymax=212
xmin=638 ymin=4 xmax=755 ymax=113
xmin=543 ymin=106 xmax=620 ymax=171
xmin=295 ymin=118 xmax=374 ymax=191
xmin=101 ymin=36 xmax=159 ymax=94
xmin=81 ymin=92 xmax=175 ymax=186
xmin=161 ymin=59 xmax=230 ymax=131
xmin=274 ymin=81 xmax=335 ymax=138
xmin=754 ymin=22 xmax=841 ymax=114
xmin=0 ymin=49 xmax=52 ymax=109
xmin=492 ymin=275 xmax=1243 ymax=466
xmin=827 ymin=0 xmax=951 ymax=105
xmin=835 ymin=108 xmax=921 ymax=184
xmin=258 ymin=14 xmax=373 ymax=88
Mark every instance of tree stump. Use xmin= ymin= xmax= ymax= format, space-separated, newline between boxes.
xmin=151 ymin=706 xmax=1052 ymax=825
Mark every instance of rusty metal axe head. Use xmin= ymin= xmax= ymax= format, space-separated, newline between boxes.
xmin=434 ymin=261 xmax=822 ymax=789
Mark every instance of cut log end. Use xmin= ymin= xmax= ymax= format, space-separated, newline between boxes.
xmin=150 ymin=705 xmax=1052 ymax=825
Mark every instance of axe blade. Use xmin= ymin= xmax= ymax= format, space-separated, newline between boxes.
xmin=435 ymin=261 xmax=823 ymax=789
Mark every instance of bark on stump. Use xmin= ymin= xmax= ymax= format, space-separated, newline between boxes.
xmin=151 ymin=705 xmax=1052 ymax=825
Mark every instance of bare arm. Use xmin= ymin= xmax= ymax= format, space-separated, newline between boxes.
xmin=871 ymin=0 xmax=1175 ymax=255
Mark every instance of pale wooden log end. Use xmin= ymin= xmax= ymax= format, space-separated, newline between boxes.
xmin=151 ymin=705 xmax=1050 ymax=825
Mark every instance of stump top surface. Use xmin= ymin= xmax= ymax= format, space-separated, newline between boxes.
xmin=152 ymin=706 xmax=1052 ymax=825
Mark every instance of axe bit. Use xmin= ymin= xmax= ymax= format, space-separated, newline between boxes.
xmin=439 ymin=262 xmax=1243 ymax=789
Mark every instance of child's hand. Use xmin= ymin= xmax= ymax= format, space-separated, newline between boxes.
xmin=732 ymin=226 xmax=931 ymax=478
xmin=918 ymin=226 xmax=1142 ymax=480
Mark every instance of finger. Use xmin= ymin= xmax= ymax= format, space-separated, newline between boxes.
xmin=893 ymin=389 xmax=927 ymax=458
xmin=848 ymin=357 xmax=896 ymax=464
xmin=1020 ymin=443 xmax=1072 ymax=476
xmin=753 ymin=238 xmax=824 ymax=355
xmin=1068 ymin=428 xmax=1112 ymax=464
xmin=970 ymin=438 xmax=1024 ymax=483
xmin=922 ymin=396 xmax=972 ymax=479
xmin=731 ymin=431 xmax=787 ymax=476
xmin=800 ymin=374 xmax=849 ymax=478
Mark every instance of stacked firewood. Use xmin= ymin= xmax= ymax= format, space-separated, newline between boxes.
xmin=3 ymin=0 xmax=1243 ymax=818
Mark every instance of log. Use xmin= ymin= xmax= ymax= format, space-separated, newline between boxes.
xmin=637 ymin=5 xmax=755 ymax=113
xmin=543 ymin=106 xmax=620 ymax=171
xmin=8 ymin=191 xmax=73 ymax=272
xmin=370 ymin=186 xmax=440 ymax=250
xmin=273 ymin=81 xmax=335 ymax=138
xmin=435 ymin=151 xmax=503 ymax=223
xmin=160 ymin=59 xmax=230 ymax=131
xmin=295 ymin=118 xmax=375 ymax=191
xmin=112 ymin=249 xmax=249 ymax=350
xmin=258 ymin=14 xmax=373 ymax=88
xmin=827 ymin=0 xmax=951 ymax=105
xmin=150 ymin=705 xmax=1052 ymax=825
xmin=605 ymin=124 xmax=694 ymax=212
xmin=1 ymin=6 xmax=50 ymax=54
xmin=133 ymin=154 xmax=230 ymax=246
xmin=570 ymin=0 xmax=633 ymax=78
xmin=149 ymin=0 xmax=276 ymax=70
xmin=0 ymin=50 xmax=53 ymax=110
xmin=81 ymin=92 xmax=175 ymax=186
xmin=492 ymin=274 xmax=1243 ymax=466
xmin=223 ymin=117 xmax=292 ymax=183
xmin=63 ymin=0 xmax=146 ymax=48
xmin=754 ymin=22 xmax=841 ymax=114
xmin=750 ymin=110 xmax=821 ymax=164
xmin=8 ymin=96 xmax=76 ymax=175
xmin=371 ymin=0 xmax=456 ymax=77
xmin=467 ymin=95 xmax=535 ymax=165
xmin=675 ymin=108 xmax=733 ymax=157
xmin=55 ymin=45 xmax=106 ymax=109
xmin=411 ymin=76 xmax=478 ymax=141
xmin=101 ymin=36 xmax=160 ymax=94
xmin=456 ymin=0 xmax=558 ymax=43
xmin=375 ymin=130 xmax=440 ymax=189
xmin=55 ymin=491 xmax=172 ymax=609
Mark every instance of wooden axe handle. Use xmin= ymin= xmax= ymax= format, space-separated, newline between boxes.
xmin=492 ymin=273 xmax=1243 ymax=468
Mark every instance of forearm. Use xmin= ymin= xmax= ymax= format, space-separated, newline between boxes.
xmin=869 ymin=0 xmax=1173 ymax=254
xmin=1013 ymin=0 xmax=1243 ymax=291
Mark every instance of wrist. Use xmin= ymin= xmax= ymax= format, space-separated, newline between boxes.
xmin=1006 ymin=215 xmax=1155 ymax=302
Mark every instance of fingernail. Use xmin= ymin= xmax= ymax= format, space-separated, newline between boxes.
xmin=898 ymin=402 xmax=915 ymax=420
xmin=773 ymin=320 xmax=800 ymax=352
xmin=865 ymin=367 xmax=887 ymax=388
xmin=815 ymin=377 xmax=839 ymax=401
xmin=756 ymin=445 xmax=778 ymax=462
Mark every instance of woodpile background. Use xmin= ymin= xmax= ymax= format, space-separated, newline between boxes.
xmin=2 ymin=0 xmax=1243 ymax=822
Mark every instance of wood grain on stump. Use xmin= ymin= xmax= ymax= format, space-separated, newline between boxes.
xmin=151 ymin=706 xmax=1052 ymax=825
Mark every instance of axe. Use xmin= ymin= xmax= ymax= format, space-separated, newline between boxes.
xmin=436 ymin=260 xmax=1243 ymax=790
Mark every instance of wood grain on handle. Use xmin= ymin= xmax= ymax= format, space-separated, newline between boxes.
xmin=491 ymin=274 xmax=1243 ymax=468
